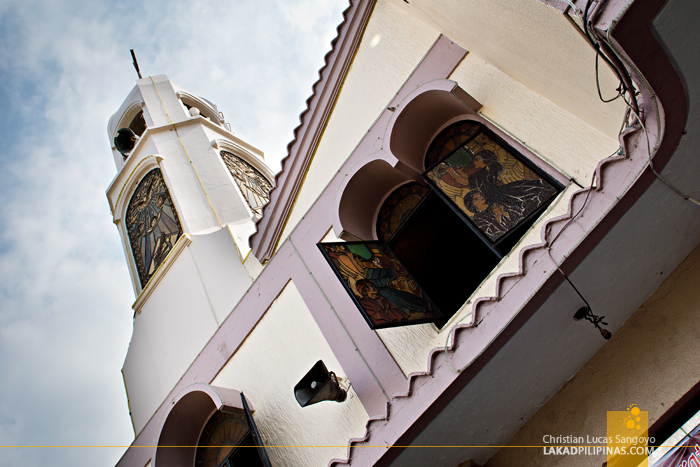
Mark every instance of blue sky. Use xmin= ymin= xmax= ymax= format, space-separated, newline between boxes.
xmin=0 ymin=1 xmax=346 ymax=465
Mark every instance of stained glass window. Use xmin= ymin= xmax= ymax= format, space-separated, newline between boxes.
xmin=376 ymin=182 xmax=429 ymax=243
xmin=220 ymin=151 xmax=272 ymax=217
xmin=424 ymin=120 xmax=481 ymax=170
xmin=195 ymin=411 xmax=251 ymax=467
xmin=322 ymin=121 xmax=563 ymax=330
xmin=125 ymin=169 xmax=183 ymax=288
xmin=424 ymin=122 xmax=560 ymax=245
xmin=318 ymin=242 xmax=443 ymax=329
xmin=195 ymin=394 xmax=271 ymax=467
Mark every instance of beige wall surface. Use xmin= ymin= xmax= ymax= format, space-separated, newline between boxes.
xmin=450 ymin=53 xmax=620 ymax=185
xmin=386 ymin=0 xmax=627 ymax=140
xmin=485 ymin=243 xmax=700 ymax=467
xmin=212 ymin=281 xmax=370 ymax=467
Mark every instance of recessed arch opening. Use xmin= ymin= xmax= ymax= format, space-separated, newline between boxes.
xmin=389 ymin=89 xmax=473 ymax=173
xmin=337 ymin=159 xmax=417 ymax=241
xmin=155 ymin=385 xmax=246 ymax=467
xmin=328 ymin=83 xmax=563 ymax=328
xmin=178 ymin=92 xmax=224 ymax=126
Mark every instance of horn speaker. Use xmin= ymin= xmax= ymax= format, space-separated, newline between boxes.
xmin=294 ymin=360 xmax=347 ymax=407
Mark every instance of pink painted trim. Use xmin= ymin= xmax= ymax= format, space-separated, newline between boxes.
xmin=154 ymin=385 xmax=247 ymax=467
xmin=382 ymin=79 xmax=570 ymax=186
xmin=251 ymin=0 xmax=376 ymax=263
xmin=332 ymin=37 xmax=469 ymax=239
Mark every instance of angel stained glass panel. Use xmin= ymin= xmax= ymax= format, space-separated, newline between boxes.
xmin=220 ymin=150 xmax=272 ymax=217
xmin=318 ymin=242 xmax=442 ymax=329
xmin=424 ymin=128 xmax=560 ymax=244
xmin=126 ymin=169 xmax=183 ymax=288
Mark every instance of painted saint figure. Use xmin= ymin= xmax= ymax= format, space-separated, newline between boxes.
xmin=427 ymin=143 xmax=558 ymax=242
xmin=356 ymin=267 xmax=439 ymax=324
xmin=319 ymin=242 xmax=442 ymax=328
xmin=126 ymin=170 xmax=183 ymax=288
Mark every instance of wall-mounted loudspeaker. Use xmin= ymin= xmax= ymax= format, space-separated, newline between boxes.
xmin=114 ymin=128 xmax=140 ymax=156
xmin=294 ymin=360 xmax=347 ymax=407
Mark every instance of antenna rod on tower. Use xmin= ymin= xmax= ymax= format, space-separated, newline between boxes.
xmin=130 ymin=49 xmax=143 ymax=79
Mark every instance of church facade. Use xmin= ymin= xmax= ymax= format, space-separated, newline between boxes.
xmin=108 ymin=1 xmax=700 ymax=466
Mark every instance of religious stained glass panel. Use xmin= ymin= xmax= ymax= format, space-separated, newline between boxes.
xmin=318 ymin=242 xmax=442 ymax=329
xmin=424 ymin=120 xmax=481 ymax=170
xmin=220 ymin=151 xmax=272 ymax=217
xmin=376 ymin=182 xmax=429 ymax=243
xmin=126 ymin=169 xmax=183 ymax=288
xmin=424 ymin=127 xmax=560 ymax=244
xmin=195 ymin=411 xmax=250 ymax=467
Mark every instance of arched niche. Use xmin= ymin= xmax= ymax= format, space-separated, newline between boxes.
xmin=336 ymin=159 xmax=417 ymax=241
xmin=178 ymin=91 xmax=225 ymax=127
xmin=387 ymin=81 xmax=482 ymax=173
xmin=155 ymin=384 xmax=248 ymax=467
xmin=333 ymin=81 xmax=482 ymax=241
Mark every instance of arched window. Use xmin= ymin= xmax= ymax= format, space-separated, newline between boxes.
xmin=220 ymin=151 xmax=272 ymax=218
xmin=126 ymin=169 xmax=183 ymax=288
xmin=195 ymin=411 xmax=265 ymax=467
xmin=320 ymin=121 xmax=563 ymax=328
xmin=423 ymin=121 xmax=560 ymax=249
xmin=195 ymin=397 xmax=271 ymax=467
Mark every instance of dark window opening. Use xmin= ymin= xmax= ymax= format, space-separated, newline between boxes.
xmin=219 ymin=431 xmax=266 ymax=467
xmin=129 ymin=110 xmax=147 ymax=137
xmin=386 ymin=192 xmax=499 ymax=323
xmin=649 ymin=380 xmax=700 ymax=453
xmin=377 ymin=121 xmax=561 ymax=326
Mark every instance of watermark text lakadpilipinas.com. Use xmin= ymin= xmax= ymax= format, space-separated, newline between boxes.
xmin=541 ymin=404 xmax=652 ymax=466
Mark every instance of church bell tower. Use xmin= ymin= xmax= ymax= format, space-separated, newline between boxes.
xmin=105 ymin=75 xmax=274 ymax=433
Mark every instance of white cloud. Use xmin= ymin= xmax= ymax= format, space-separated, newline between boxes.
xmin=0 ymin=0 xmax=346 ymax=465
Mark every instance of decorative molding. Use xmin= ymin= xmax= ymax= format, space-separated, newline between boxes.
xmin=113 ymin=100 xmax=146 ymax=137
xmin=250 ymin=0 xmax=377 ymax=263
xmin=154 ymin=384 xmax=251 ymax=467
xmin=111 ymin=155 xmax=163 ymax=221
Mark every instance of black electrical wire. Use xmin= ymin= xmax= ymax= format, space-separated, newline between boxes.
xmin=595 ymin=53 xmax=622 ymax=103
xmin=584 ymin=0 xmax=628 ymax=97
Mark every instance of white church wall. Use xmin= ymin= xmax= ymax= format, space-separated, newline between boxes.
xmin=212 ymin=281 xmax=370 ymax=467
xmin=123 ymin=243 xmax=220 ymax=433
xmin=188 ymin=228 xmax=253 ymax=325
xmin=138 ymin=75 xmax=190 ymax=127
xmin=122 ymin=226 xmax=258 ymax=433
xmin=163 ymin=121 xmax=254 ymax=228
